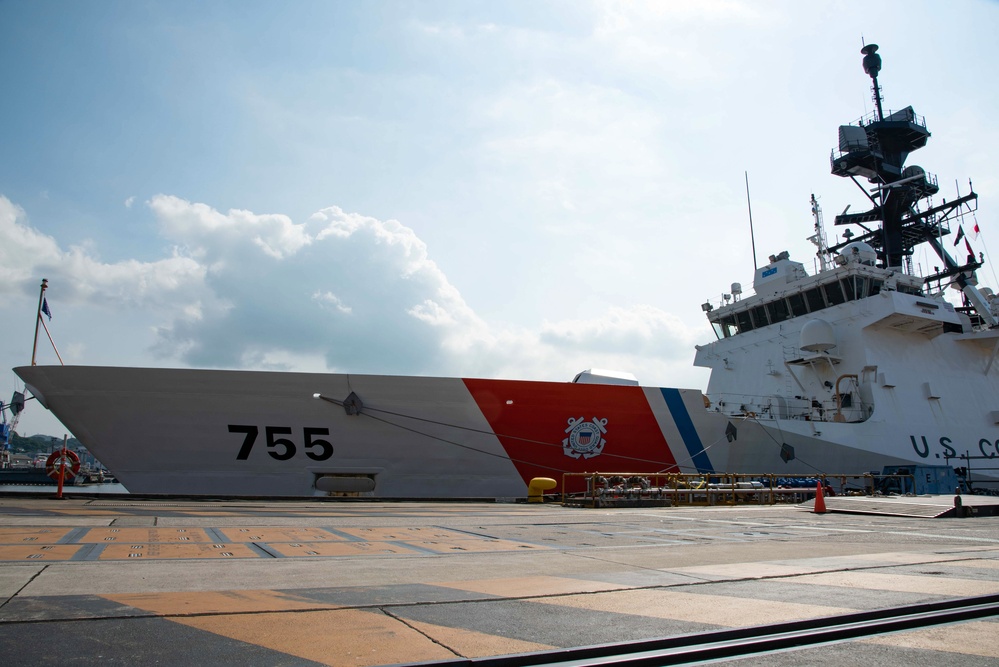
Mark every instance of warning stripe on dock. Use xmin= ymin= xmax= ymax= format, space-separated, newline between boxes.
xmin=77 ymin=528 xmax=215 ymax=543
xmin=0 ymin=525 xmax=550 ymax=562
xmin=98 ymin=543 xmax=261 ymax=560
xmin=0 ymin=545 xmax=88 ymax=561
xmin=216 ymin=527 xmax=349 ymax=542
xmin=0 ymin=527 xmax=75 ymax=542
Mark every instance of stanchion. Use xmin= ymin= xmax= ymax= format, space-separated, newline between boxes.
xmin=55 ymin=434 xmax=67 ymax=500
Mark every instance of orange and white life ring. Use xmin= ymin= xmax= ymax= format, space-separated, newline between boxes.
xmin=45 ymin=450 xmax=81 ymax=480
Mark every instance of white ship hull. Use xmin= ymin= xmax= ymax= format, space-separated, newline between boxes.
xmin=15 ymin=365 xmax=730 ymax=497
xmin=16 ymin=359 xmax=997 ymax=497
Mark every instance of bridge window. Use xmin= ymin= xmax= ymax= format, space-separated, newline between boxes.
xmin=788 ymin=293 xmax=808 ymax=317
xmin=714 ymin=316 xmax=738 ymax=338
xmin=841 ymin=277 xmax=855 ymax=300
xmin=842 ymin=276 xmax=866 ymax=301
xmin=804 ymin=287 xmax=825 ymax=312
xmin=736 ymin=310 xmax=753 ymax=333
xmin=824 ymin=281 xmax=846 ymax=306
xmin=767 ymin=298 xmax=790 ymax=324
xmin=751 ymin=305 xmax=770 ymax=328
xmin=896 ymin=284 xmax=924 ymax=296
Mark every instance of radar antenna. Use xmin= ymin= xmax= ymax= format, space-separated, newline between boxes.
xmin=861 ymin=43 xmax=884 ymax=121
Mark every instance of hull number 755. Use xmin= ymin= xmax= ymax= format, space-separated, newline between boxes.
xmin=228 ymin=425 xmax=334 ymax=461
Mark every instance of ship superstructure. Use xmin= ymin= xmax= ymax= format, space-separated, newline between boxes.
xmin=694 ymin=44 xmax=999 ymax=483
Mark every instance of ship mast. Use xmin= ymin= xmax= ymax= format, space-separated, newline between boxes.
xmin=807 ymin=194 xmax=831 ymax=272
xmin=827 ymin=43 xmax=997 ymax=327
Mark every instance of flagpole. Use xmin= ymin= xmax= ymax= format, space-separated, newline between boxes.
xmin=30 ymin=278 xmax=48 ymax=367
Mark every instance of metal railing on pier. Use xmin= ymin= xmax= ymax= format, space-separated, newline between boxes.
xmin=560 ymin=471 xmax=916 ymax=508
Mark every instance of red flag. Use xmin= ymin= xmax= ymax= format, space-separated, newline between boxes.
xmin=953 ymin=225 xmax=965 ymax=246
xmin=966 ymin=238 xmax=975 ymax=258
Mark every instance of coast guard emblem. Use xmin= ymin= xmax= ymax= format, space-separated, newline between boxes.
xmin=563 ymin=417 xmax=608 ymax=459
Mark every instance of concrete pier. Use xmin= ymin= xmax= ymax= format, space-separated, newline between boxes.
xmin=1 ymin=496 xmax=998 ymax=665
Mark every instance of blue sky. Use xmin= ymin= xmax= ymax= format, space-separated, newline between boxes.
xmin=3 ymin=1 xmax=998 ymax=436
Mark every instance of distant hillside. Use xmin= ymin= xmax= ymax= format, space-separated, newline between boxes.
xmin=7 ymin=431 xmax=83 ymax=455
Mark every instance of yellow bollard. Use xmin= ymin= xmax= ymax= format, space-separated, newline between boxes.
xmin=528 ymin=477 xmax=557 ymax=503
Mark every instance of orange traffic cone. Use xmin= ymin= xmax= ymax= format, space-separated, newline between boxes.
xmin=813 ymin=481 xmax=827 ymax=514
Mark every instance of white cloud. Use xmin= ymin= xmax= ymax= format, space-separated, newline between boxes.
xmin=312 ymin=290 xmax=352 ymax=314
xmin=147 ymin=198 xmax=488 ymax=371
xmin=540 ymin=304 xmax=699 ymax=358
xmin=0 ymin=196 xmax=204 ymax=309
xmin=1 ymin=194 xmax=708 ymax=390
xmin=143 ymin=198 xmax=709 ymax=384
xmin=0 ymin=197 xmax=62 ymax=286
xmin=150 ymin=195 xmax=312 ymax=261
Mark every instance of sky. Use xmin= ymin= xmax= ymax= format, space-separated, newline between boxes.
xmin=2 ymin=0 xmax=998 ymax=437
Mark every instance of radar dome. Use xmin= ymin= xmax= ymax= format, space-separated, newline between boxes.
xmin=800 ymin=319 xmax=836 ymax=353
xmin=841 ymin=241 xmax=877 ymax=266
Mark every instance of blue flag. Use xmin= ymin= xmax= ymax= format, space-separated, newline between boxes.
xmin=41 ymin=298 xmax=52 ymax=320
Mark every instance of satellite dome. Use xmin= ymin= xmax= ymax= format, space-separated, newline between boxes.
xmin=800 ymin=319 xmax=836 ymax=353
xmin=841 ymin=241 xmax=877 ymax=266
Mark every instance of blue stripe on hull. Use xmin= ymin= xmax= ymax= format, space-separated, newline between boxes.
xmin=660 ymin=388 xmax=714 ymax=473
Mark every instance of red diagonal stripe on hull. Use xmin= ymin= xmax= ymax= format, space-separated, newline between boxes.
xmin=463 ymin=379 xmax=679 ymax=493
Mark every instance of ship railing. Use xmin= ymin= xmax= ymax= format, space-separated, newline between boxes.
xmin=944 ymin=453 xmax=999 ymax=494
xmin=850 ymin=107 xmax=927 ymax=131
xmin=709 ymin=391 xmax=871 ymax=424
xmin=560 ymin=472 xmax=916 ymax=508
xmin=828 ymin=143 xmax=937 ymax=183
